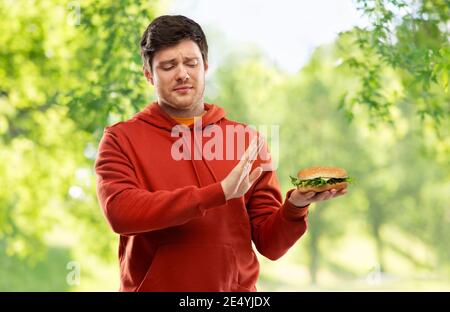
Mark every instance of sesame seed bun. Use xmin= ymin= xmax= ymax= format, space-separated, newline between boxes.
xmin=297 ymin=166 xmax=348 ymax=180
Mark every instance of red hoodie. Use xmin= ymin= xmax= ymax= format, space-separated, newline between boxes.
xmin=95 ymin=102 xmax=309 ymax=292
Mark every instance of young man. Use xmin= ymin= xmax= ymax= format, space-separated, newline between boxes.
xmin=94 ymin=15 xmax=347 ymax=292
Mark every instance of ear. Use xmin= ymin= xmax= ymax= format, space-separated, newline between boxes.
xmin=204 ymin=61 xmax=209 ymax=73
xmin=143 ymin=66 xmax=154 ymax=85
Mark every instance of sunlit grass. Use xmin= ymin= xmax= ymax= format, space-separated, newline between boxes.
xmin=256 ymin=223 xmax=450 ymax=291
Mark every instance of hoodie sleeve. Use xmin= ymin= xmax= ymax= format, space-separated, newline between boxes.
xmin=246 ymin=165 xmax=309 ymax=261
xmin=95 ymin=129 xmax=227 ymax=236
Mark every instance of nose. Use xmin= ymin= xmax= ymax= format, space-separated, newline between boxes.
xmin=175 ymin=64 xmax=190 ymax=82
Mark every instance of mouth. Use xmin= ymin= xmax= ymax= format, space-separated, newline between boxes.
xmin=173 ymin=86 xmax=193 ymax=94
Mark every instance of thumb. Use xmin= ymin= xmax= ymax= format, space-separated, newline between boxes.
xmin=249 ymin=167 xmax=263 ymax=185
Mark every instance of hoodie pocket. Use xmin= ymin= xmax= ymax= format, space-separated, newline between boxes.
xmin=136 ymin=243 xmax=239 ymax=292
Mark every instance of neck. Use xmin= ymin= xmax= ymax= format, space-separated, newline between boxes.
xmin=158 ymin=100 xmax=205 ymax=118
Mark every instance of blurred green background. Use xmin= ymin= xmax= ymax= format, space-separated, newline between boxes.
xmin=0 ymin=0 xmax=449 ymax=291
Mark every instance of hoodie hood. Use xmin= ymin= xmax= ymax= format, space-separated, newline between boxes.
xmin=134 ymin=101 xmax=226 ymax=185
xmin=135 ymin=101 xmax=226 ymax=131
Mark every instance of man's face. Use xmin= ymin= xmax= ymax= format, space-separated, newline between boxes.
xmin=144 ymin=39 xmax=208 ymax=112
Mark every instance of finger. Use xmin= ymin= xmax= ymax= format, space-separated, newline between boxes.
xmin=332 ymin=189 xmax=348 ymax=198
xmin=314 ymin=191 xmax=331 ymax=201
xmin=250 ymin=136 xmax=262 ymax=160
xmin=243 ymin=145 xmax=257 ymax=166
xmin=249 ymin=136 xmax=258 ymax=150
xmin=242 ymin=161 xmax=253 ymax=177
xmin=237 ymin=137 xmax=262 ymax=182
xmin=248 ymin=146 xmax=258 ymax=163
xmin=238 ymin=154 xmax=257 ymax=184
xmin=242 ymin=158 xmax=258 ymax=179
xmin=239 ymin=137 xmax=258 ymax=165
xmin=243 ymin=137 xmax=257 ymax=157
xmin=248 ymin=166 xmax=263 ymax=185
xmin=256 ymin=135 xmax=265 ymax=156
xmin=291 ymin=190 xmax=314 ymax=202
xmin=302 ymin=191 xmax=316 ymax=199
xmin=248 ymin=135 xmax=263 ymax=162
xmin=242 ymin=142 xmax=260 ymax=173
xmin=238 ymin=163 xmax=258 ymax=188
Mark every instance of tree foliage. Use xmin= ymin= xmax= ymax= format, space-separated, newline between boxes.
xmin=338 ymin=0 xmax=449 ymax=133
xmin=0 ymin=0 xmax=158 ymax=290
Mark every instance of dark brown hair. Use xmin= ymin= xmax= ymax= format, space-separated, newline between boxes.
xmin=140 ymin=15 xmax=208 ymax=71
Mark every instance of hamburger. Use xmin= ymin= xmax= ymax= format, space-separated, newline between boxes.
xmin=290 ymin=166 xmax=352 ymax=193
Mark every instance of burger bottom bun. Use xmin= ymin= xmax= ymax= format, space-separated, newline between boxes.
xmin=297 ymin=182 xmax=348 ymax=193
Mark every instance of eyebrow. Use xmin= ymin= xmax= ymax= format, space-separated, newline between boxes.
xmin=158 ymin=56 xmax=199 ymax=65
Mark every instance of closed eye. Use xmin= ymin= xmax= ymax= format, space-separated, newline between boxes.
xmin=186 ymin=59 xmax=198 ymax=67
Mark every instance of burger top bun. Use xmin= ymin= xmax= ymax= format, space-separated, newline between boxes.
xmin=297 ymin=166 xmax=348 ymax=180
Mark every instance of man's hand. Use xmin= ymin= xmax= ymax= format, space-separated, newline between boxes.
xmin=221 ymin=136 xmax=264 ymax=201
xmin=288 ymin=188 xmax=348 ymax=208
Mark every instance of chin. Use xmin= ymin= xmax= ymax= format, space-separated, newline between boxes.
xmin=163 ymin=99 xmax=193 ymax=110
xmin=176 ymin=95 xmax=200 ymax=105
xmin=174 ymin=100 xmax=195 ymax=109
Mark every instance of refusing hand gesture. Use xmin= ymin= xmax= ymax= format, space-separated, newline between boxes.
xmin=220 ymin=136 xmax=264 ymax=201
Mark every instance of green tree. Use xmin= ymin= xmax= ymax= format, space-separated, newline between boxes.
xmin=338 ymin=0 xmax=449 ymax=139
xmin=0 ymin=0 xmax=159 ymax=290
